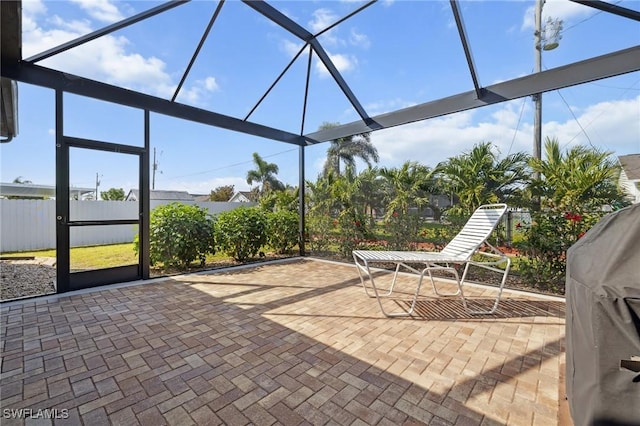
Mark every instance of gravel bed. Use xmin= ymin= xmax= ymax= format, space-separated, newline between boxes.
xmin=1 ymin=259 xmax=56 ymax=301
xmin=0 ymin=254 xmax=563 ymax=301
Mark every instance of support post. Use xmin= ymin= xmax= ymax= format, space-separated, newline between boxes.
xmin=298 ymin=143 xmax=306 ymax=256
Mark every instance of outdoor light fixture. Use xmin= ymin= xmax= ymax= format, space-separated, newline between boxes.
xmin=542 ymin=16 xmax=563 ymax=51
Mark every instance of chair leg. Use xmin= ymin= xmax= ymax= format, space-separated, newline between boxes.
xmin=461 ymin=257 xmax=511 ymax=315
xmin=424 ymin=264 xmax=462 ymax=297
xmin=352 ymin=254 xmax=395 ymax=298
xmin=352 ymin=254 xmax=423 ymax=317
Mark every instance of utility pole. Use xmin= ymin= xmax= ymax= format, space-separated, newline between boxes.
xmin=152 ymin=147 xmax=160 ymax=190
xmin=533 ymin=0 xmax=544 ymax=181
xmin=532 ymin=0 xmax=562 ymax=180
xmin=95 ymin=172 xmax=101 ymax=200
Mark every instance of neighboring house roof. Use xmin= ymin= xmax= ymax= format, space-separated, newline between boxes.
xmin=0 ymin=182 xmax=94 ymax=199
xmin=619 ymin=154 xmax=640 ymax=181
xmin=228 ymin=191 xmax=253 ymax=202
xmin=192 ymin=194 xmax=210 ymax=202
xmin=126 ymin=189 xmax=194 ymax=201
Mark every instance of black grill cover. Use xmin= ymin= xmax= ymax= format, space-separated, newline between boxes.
xmin=565 ymin=203 xmax=640 ymax=426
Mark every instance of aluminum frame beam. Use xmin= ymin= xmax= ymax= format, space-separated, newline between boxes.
xmin=242 ymin=0 xmax=314 ymax=41
xmin=172 ymin=0 xmax=225 ymax=102
xmin=304 ymin=45 xmax=640 ymax=143
xmin=314 ymin=1 xmax=377 ymax=39
xmin=0 ymin=1 xmax=21 ymax=64
xmin=569 ymin=0 xmax=640 ymax=22
xmin=450 ymin=0 xmax=482 ymax=99
xmin=245 ymin=43 xmax=308 ymax=122
xmin=243 ymin=0 xmax=370 ymax=122
xmin=310 ymin=39 xmax=370 ymax=121
xmin=0 ymin=62 xmax=309 ymax=146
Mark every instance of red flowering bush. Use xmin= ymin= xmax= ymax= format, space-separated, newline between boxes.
xmin=518 ymin=208 xmax=603 ymax=292
xmin=335 ymin=210 xmax=370 ymax=258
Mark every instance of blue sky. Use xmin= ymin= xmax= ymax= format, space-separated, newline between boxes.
xmin=1 ymin=0 xmax=639 ymax=196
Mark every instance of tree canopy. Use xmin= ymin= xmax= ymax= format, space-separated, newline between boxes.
xmin=438 ymin=142 xmax=530 ymax=214
xmin=209 ymin=185 xmax=235 ymax=201
xmin=320 ymin=122 xmax=379 ymax=176
xmin=100 ymin=188 xmax=125 ymax=201
xmin=529 ymin=137 xmax=626 ymax=211
xmin=246 ymin=152 xmax=284 ymax=196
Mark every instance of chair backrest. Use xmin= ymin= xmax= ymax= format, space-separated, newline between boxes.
xmin=440 ymin=204 xmax=508 ymax=259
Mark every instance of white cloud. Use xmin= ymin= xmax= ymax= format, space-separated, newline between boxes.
xmin=370 ymin=96 xmax=640 ymax=168
xmin=311 ymin=8 xmax=342 ymax=46
xmin=22 ymin=0 xmax=47 ymax=25
xmin=49 ymin=15 xmax=94 ymax=34
xmin=542 ymin=96 xmax=640 ymax=154
xmin=22 ymin=17 xmax=90 ymax=61
xmin=315 ymin=52 xmax=357 ymax=78
xmin=69 ymin=0 xmax=125 ymax=23
xmin=280 ymin=39 xmax=305 ymax=58
xmin=365 ymin=98 xmax=417 ymax=116
xmin=309 ymin=8 xmax=338 ymax=34
xmin=178 ymin=77 xmax=220 ymax=105
xmin=339 ymin=0 xmax=393 ymax=4
xmin=349 ymin=28 xmax=371 ymax=49
xmin=203 ymin=77 xmax=219 ymax=92
xmin=521 ymin=0 xmax=593 ymax=31
xmin=21 ymin=3 xmax=220 ymax=101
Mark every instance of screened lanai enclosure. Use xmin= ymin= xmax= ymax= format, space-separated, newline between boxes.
xmin=1 ymin=0 xmax=639 ymax=293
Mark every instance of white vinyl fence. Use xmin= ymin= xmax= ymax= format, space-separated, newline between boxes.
xmin=0 ymin=199 xmax=255 ymax=252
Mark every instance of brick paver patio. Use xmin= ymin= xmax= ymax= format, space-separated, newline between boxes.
xmin=1 ymin=258 xmax=568 ymax=425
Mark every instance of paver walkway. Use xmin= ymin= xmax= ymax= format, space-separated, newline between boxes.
xmin=1 ymin=258 xmax=568 ymax=425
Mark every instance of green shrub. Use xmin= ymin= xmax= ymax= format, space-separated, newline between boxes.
xmin=384 ymin=211 xmax=421 ymax=250
xmin=419 ymin=223 xmax=456 ymax=250
xmin=215 ymin=207 xmax=267 ymax=261
xmin=518 ymin=209 xmax=602 ymax=293
xmin=355 ymin=239 xmax=387 ymax=251
xmin=306 ymin=214 xmax=334 ymax=254
xmin=135 ymin=202 xmax=215 ymax=270
xmin=267 ymin=210 xmax=299 ymax=254
xmin=336 ymin=210 xmax=369 ymax=258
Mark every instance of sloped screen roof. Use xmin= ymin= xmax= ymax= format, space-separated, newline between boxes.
xmin=1 ymin=0 xmax=639 ymax=146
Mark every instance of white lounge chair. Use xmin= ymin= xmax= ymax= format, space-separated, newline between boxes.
xmin=352 ymin=204 xmax=511 ymax=317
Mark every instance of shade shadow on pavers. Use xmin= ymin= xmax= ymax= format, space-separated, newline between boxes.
xmin=1 ymin=259 xmax=565 ymax=425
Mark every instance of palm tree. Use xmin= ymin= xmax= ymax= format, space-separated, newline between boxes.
xmin=529 ymin=137 xmax=625 ymax=211
xmin=379 ymin=161 xmax=434 ymax=219
xmin=319 ymin=122 xmax=379 ymax=176
xmin=439 ymin=142 xmax=529 ymax=214
xmin=306 ymin=173 xmax=337 ymax=217
xmin=354 ymin=166 xmax=384 ymax=225
xmin=246 ymin=152 xmax=284 ymax=196
xmin=332 ymin=164 xmax=363 ymax=214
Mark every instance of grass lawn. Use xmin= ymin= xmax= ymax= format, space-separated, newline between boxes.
xmin=2 ymin=244 xmax=138 ymax=269
xmin=1 ymin=243 xmax=283 ymax=273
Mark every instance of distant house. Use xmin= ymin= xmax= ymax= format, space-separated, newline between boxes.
xmin=618 ymin=154 xmax=640 ymax=204
xmin=125 ymin=189 xmax=194 ymax=202
xmin=228 ymin=191 xmax=254 ymax=203
xmin=0 ymin=182 xmax=94 ymax=200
